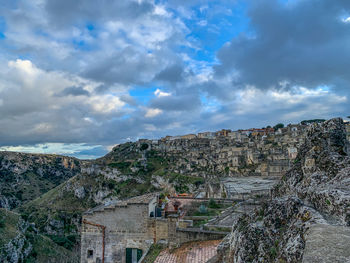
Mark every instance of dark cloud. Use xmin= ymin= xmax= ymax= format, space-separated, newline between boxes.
xmin=215 ymin=0 xmax=350 ymax=90
xmin=83 ymin=47 xmax=161 ymax=85
xmin=44 ymin=0 xmax=154 ymax=27
xmin=56 ymin=86 xmax=90 ymax=97
xmin=150 ymin=93 xmax=201 ymax=111
xmin=155 ymin=64 xmax=184 ymax=83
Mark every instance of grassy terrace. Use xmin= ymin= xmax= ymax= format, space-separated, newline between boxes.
xmin=183 ymin=199 xmax=232 ymax=228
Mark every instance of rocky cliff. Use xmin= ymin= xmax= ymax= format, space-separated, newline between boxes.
xmin=217 ymin=118 xmax=350 ymax=262
xmin=0 ymin=152 xmax=82 ymax=210
xmin=0 ymin=208 xmax=78 ymax=263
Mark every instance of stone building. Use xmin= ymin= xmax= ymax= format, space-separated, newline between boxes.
xmin=346 ymin=122 xmax=350 ymax=142
xmin=81 ymin=193 xmax=159 ymax=263
xmin=81 ymin=193 xmax=227 ymax=263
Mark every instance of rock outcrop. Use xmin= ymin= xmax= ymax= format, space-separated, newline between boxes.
xmin=0 ymin=152 xmax=82 ymax=209
xmin=217 ymin=118 xmax=350 ymax=263
xmin=0 ymin=208 xmax=77 ymax=263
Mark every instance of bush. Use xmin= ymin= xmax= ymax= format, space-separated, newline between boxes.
xmin=270 ymin=246 xmax=277 ymax=258
xmin=273 ymin=123 xmax=284 ymax=131
xmin=208 ymin=198 xmax=220 ymax=209
xmin=0 ymin=217 xmax=5 ymax=228
xmin=140 ymin=143 xmax=149 ymax=151
xmin=49 ymin=235 xmax=75 ymax=250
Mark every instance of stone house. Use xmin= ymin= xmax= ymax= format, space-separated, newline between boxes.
xmin=81 ymin=193 xmax=227 ymax=263
xmin=216 ymin=129 xmax=231 ymax=137
xmin=181 ymin=134 xmax=197 ymax=140
xmin=197 ymin=132 xmax=215 ymax=139
xmin=81 ymin=193 xmax=159 ymax=263
xmin=346 ymin=122 xmax=350 ymax=142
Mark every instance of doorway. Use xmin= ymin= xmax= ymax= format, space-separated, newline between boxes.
xmin=125 ymin=248 xmax=142 ymax=263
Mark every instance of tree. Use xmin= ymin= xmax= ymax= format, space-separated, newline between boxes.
xmin=140 ymin=143 xmax=149 ymax=151
xmin=273 ymin=123 xmax=284 ymax=131
xmin=301 ymin=119 xmax=325 ymax=125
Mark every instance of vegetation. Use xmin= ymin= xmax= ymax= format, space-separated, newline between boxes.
xmin=0 ymin=209 xmax=78 ymax=263
xmin=301 ymin=119 xmax=326 ymax=125
xmin=208 ymin=198 xmax=220 ymax=209
xmin=140 ymin=143 xmax=149 ymax=151
xmin=168 ymin=173 xmax=204 ymax=193
xmin=108 ymin=161 xmax=131 ymax=172
xmin=185 ymin=201 xmax=230 ymax=217
xmin=273 ymin=123 xmax=284 ymax=131
xmin=0 ymin=153 xmax=81 ymax=210
xmin=142 ymin=244 xmax=165 ymax=263
xmin=0 ymin=209 xmax=20 ymax=248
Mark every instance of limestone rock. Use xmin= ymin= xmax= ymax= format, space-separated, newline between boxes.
xmin=217 ymin=118 xmax=350 ymax=262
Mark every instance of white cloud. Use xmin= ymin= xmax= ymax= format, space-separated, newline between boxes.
xmin=88 ymin=95 xmax=125 ymax=114
xmin=154 ymin=5 xmax=171 ymax=17
xmin=197 ymin=20 xmax=207 ymax=26
xmin=342 ymin=17 xmax=350 ymax=23
xmin=145 ymin=108 xmax=162 ymax=118
xmin=154 ymin=88 xmax=171 ymax=97
xmin=232 ymin=86 xmax=347 ymax=119
xmin=0 ymin=143 xmax=101 ymax=156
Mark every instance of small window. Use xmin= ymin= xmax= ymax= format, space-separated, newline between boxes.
xmin=87 ymin=250 xmax=93 ymax=258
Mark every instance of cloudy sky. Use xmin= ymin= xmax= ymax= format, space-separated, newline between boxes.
xmin=0 ymin=0 xmax=349 ymax=158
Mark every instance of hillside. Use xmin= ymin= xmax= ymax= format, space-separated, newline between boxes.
xmin=0 ymin=208 xmax=78 ymax=263
xmin=0 ymin=152 xmax=82 ymax=209
xmin=17 ymin=144 xmax=205 ymax=257
xmin=217 ymin=118 xmax=350 ymax=262
xmin=0 ymin=122 xmax=324 ymax=261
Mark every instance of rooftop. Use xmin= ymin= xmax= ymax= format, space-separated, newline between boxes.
xmin=84 ymin=192 xmax=159 ymax=215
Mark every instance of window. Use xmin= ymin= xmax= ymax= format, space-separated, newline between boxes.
xmin=87 ymin=250 xmax=93 ymax=258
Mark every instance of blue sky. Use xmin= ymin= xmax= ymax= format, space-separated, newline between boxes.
xmin=0 ymin=0 xmax=349 ymax=159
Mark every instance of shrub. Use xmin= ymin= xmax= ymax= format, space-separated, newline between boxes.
xmin=208 ymin=198 xmax=220 ymax=209
xmin=270 ymin=246 xmax=277 ymax=258
xmin=0 ymin=217 xmax=5 ymax=228
xmin=140 ymin=143 xmax=149 ymax=151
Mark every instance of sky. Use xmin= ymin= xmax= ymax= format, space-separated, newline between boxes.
xmin=0 ymin=0 xmax=349 ymax=159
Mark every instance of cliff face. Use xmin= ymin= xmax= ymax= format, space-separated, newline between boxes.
xmin=0 ymin=208 xmax=78 ymax=263
xmin=217 ymin=118 xmax=350 ymax=263
xmin=0 ymin=152 xmax=82 ymax=209
xmin=274 ymin=118 xmax=350 ymax=224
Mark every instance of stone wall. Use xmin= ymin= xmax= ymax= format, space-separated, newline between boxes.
xmin=171 ymin=228 xmax=227 ymax=245
xmin=81 ymin=204 xmax=155 ymax=263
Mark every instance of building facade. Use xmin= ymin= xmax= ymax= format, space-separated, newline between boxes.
xmin=81 ymin=193 xmax=159 ymax=263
